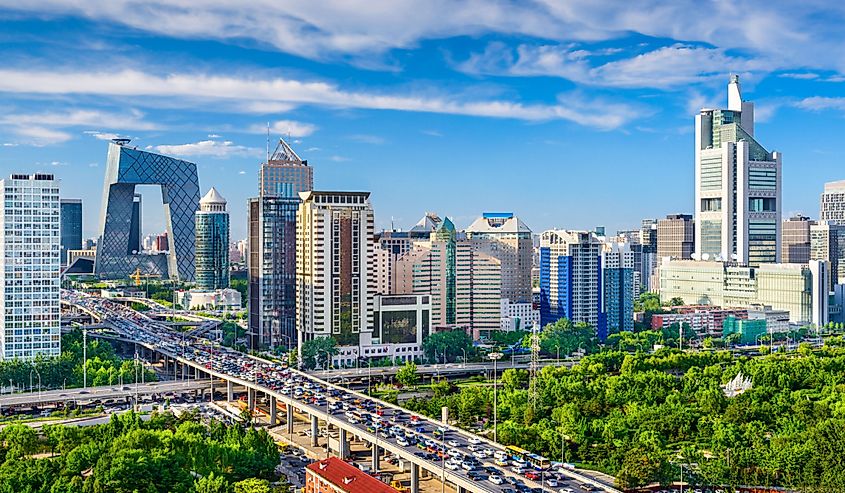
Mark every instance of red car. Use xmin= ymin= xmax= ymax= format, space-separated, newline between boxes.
xmin=524 ymin=471 xmax=539 ymax=480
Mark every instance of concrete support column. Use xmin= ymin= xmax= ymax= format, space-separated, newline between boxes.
xmin=226 ymin=380 xmax=233 ymax=402
xmin=371 ymin=443 xmax=380 ymax=472
xmin=209 ymin=377 xmax=214 ymax=402
xmin=247 ymin=388 xmax=256 ymax=412
xmin=339 ymin=428 xmax=349 ymax=459
xmin=457 ymin=487 xmax=466 ymax=493
xmin=286 ymin=405 xmax=294 ymax=434
xmin=410 ymin=463 xmax=419 ymax=493
xmin=269 ymin=396 xmax=277 ymax=425
xmin=310 ymin=415 xmax=319 ymax=447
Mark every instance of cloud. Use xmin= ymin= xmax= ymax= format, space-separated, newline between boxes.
xmin=0 ymin=109 xmax=157 ymax=145
xmin=794 ymin=97 xmax=845 ymax=112
xmin=778 ymin=72 xmax=819 ymax=80
xmin=151 ymin=139 xmax=262 ymax=158
xmin=84 ymin=131 xmax=121 ymax=140
xmin=248 ymin=120 xmax=318 ymax=138
xmin=238 ymin=170 xmax=246 ymax=175
xmin=208 ymin=134 xmax=221 ymax=138
xmin=0 ymin=68 xmax=640 ymax=129
xmin=347 ymin=134 xmax=385 ymax=144
xmin=421 ymin=130 xmax=443 ymax=137
xmin=7 ymin=125 xmax=72 ymax=144
xmin=329 ymin=155 xmax=349 ymax=162
xmin=459 ymin=42 xmax=767 ymax=89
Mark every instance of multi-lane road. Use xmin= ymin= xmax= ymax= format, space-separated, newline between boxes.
xmin=0 ymin=379 xmax=215 ymax=407
xmin=61 ymin=290 xmax=619 ymax=493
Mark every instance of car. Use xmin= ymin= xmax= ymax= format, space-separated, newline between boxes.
xmin=467 ymin=470 xmax=485 ymax=481
xmin=558 ymin=488 xmax=575 ymax=493
xmin=467 ymin=444 xmax=480 ymax=452
xmin=445 ymin=461 xmax=460 ymax=470
xmin=397 ymin=437 xmax=409 ymax=446
xmin=524 ymin=471 xmax=539 ymax=480
xmin=468 ymin=437 xmax=481 ymax=445
xmin=546 ymin=478 xmax=559 ymax=487
xmin=495 ymin=458 xmax=509 ymax=466
xmin=461 ymin=461 xmax=476 ymax=471
xmin=447 ymin=439 xmax=460 ymax=447
xmin=511 ymin=466 xmax=526 ymax=475
xmin=489 ymin=475 xmax=504 ymax=485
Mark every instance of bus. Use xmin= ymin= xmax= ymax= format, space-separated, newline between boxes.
xmin=505 ymin=445 xmax=550 ymax=470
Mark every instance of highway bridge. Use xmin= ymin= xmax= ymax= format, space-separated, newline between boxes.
xmin=0 ymin=379 xmax=217 ymax=408
xmin=60 ymin=290 xmax=620 ymax=493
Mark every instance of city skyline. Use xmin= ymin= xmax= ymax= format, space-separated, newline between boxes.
xmin=1 ymin=4 xmax=845 ymax=240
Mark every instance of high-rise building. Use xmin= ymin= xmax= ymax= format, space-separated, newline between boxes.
xmin=1 ymin=173 xmax=61 ymax=360
xmin=539 ymin=230 xmax=605 ymax=338
xmin=248 ymin=138 xmax=313 ymax=349
xmin=695 ymin=75 xmax=782 ymax=267
xmin=375 ymin=212 xmax=442 ymax=294
xmin=296 ymin=191 xmax=375 ymax=361
xmin=782 ymin=215 xmax=814 ymax=264
xmin=465 ymin=212 xmax=533 ymax=304
xmin=657 ymin=213 xmax=694 ymax=261
xmin=602 ymin=241 xmax=634 ymax=334
xmin=95 ymin=140 xmax=199 ymax=280
xmin=455 ymin=242 xmax=502 ymax=339
xmin=810 ymin=221 xmax=845 ymax=286
xmin=194 ymin=187 xmax=230 ymax=290
xmin=155 ymin=232 xmax=169 ymax=252
xmin=60 ymin=198 xmax=82 ymax=265
xmin=129 ymin=193 xmax=142 ymax=254
xmin=820 ymin=180 xmax=845 ymax=225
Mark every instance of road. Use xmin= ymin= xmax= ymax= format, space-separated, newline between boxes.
xmin=311 ymin=359 xmax=576 ymax=382
xmin=0 ymin=379 xmax=216 ymax=407
xmin=61 ymin=290 xmax=619 ymax=493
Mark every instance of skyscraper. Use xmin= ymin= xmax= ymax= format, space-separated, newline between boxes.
xmin=465 ymin=212 xmax=533 ymax=304
xmin=296 ymin=191 xmax=375 ymax=362
xmin=1 ymin=173 xmax=61 ymax=360
xmin=820 ymin=180 xmax=845 ymax=225
xmin=810 ymin=221 xmax=845 ymax=287
xmin=539 ymin=230 xmax=605 ymax=338
xmin=248 ymin=138 xmax=313 ymax=349
xmin=95 ymin=140 xmax=199 ymax=280
xmin=129 ymin=193 xmax=142 ymax=254
xmin=782 ymin=215 xmax=814 ymax=264
xmin=602 ymin=241 xmax=634 ymax=334
xmin=695 ymin=75 xmax=782 ymax=267
xmin=657 ymin=214 xmax=694 ymax=260
xmin=60 ymin=198 xmax=82 ymax=265
xmin=195 ymin=187 xmax=230 ymax=290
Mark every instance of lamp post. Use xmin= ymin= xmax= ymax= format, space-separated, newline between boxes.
xmin=460 ymin=348 xmax=466 ymax=368
xmin=489 ymin=352 xmax=503 ymax=443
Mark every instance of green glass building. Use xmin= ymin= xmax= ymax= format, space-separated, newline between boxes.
xmin=195 ymin=187 xmax=230 ymax=290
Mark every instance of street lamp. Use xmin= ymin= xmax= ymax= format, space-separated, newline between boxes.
xmin=460 ymin=348 xmax=466 ymax=368
xmin=488 ymin=352 xmax=503 ymax=443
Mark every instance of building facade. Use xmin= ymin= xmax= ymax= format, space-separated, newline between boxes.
xmin=359 ymin=294 xmax=431 ymax=365
xmin=248 ymin=138 xmax=313 ymax=349
xmin=195 ymin=187 xmax=230 ymax=290
xmin=1 ymin=173 xmax=61 ymax=360
xmin=820 ymin=180 xmax=845 ymax=225
xmin=659 ymin=258 xmax=828 ymax=326
xmin=305 ymin=457 xmax=400 ymax=493
xmin=296 ymin=191 xmax=375 ymax=358
xmin=810 ymin=221 xmax=845 ymax=286
xmin=465 ymin=212 xmax=533 ymax=304
xmin=695 ymin=75 xmax=782 ymax=267
xmin=602 ymin=241 xmax=635 ymax=333
xmin=657 ymin=213 xmax=694 ymax=261
xmin=95 ymin=140 xmax=199 ymax=280
xmin=60 ymin=198 xmax=82 ymax=266
xmin=782 ymin=215 xmax=814 ymax=264
xmin=539 ymin=230 xmax=606 ymax=338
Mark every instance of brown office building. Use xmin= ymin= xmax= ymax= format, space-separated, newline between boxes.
xmin=782 ymin=215 xmax=814 ymax=264
xmin=657 ymin=214 xmax=694 ymax=260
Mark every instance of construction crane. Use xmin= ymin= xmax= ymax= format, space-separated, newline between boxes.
xmin=129 ymin=268 xmax=160 ymax=287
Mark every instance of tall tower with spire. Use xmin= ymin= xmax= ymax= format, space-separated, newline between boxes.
xmin=195 ymin=187 xmax=230 ymax=290
xmin=694 ymin=75 xmax=782 ymax=267
xmin=248 ymin=138 xmax=314 ymax=349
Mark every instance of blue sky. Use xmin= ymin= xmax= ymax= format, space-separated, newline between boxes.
xmin=1 ymin=1 xmax=845 ymax=240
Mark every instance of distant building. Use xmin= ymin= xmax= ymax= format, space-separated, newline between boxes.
xmin=177 ymin=288 xmax=241 ymax=310
xmin=129 ymin=193 xmax=142 ymax=254
xmin=658 ymin=258 xmax=828 ymax=326
xmin=810 ymin=221 xmax=845 ymax=286
xmin=695 ymin=75 xmax=782 ymax=267
xmin=357 ymin=294 xmax=431 ymax=365
xmin=155 ymin=232 xmax=169 ymax=252
xmin=657 ymin=213 xmax=694 ymax=261
xmin=782 ymin=215 xmax=814 ymax=264
xmin=539 ymin=230 xmax=605 ymax=338
xmin=500 ymin=299 xmax=539 ymax=332
xmin=602 ymin=241 xmax=634 ymax=333
xmin=465 ymin=212 xmax=533 ymax=304
xmin=820 ymin=180 xmax=845 ymax=225
xmin=195 ymin=187 xmax=230 ymax=290
xmin=60 ymin=198 xmax=82 ymax=265
xmin=1 ymin=173 xmax=61 ymax=360
xmin=305 ymin=457 xmax=400 ymax=493
xmin=652 ymin=307 xmax=749 ymax=339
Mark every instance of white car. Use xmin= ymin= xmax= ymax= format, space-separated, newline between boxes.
xmin=559 ymin=489 xmax=575 ymax=493
xmin=473 ymin=451 xmax=486 ymax=460
xmin=511 ymin=466 xmax=526 ymax=474
xmin=546 ymin=478 xmax=559 ymax=487
xmin=467 ymin=444 xmax=480 ymax=452
xmin=489 ymin=475 xmax=504 ymax=485
xmin=397 ymin=437 xmax=409 ymax=446
xmin=468 ymin=437 xmax=481 ymax=445
xmin=447 ymin=439 xmax=460 ymax=447
xmin=445 ymin=461 xmax=460 ymax=470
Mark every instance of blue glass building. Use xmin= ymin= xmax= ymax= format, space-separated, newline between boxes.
xmin=60 ymin=198 xmax=82 ymax=265
xmin=195 ymin=187 xmax=230 ymax=290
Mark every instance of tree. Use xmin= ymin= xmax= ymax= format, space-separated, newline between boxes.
xmin=668 ymin=297 xmax=685 ymax=307
xmin=196 ymin=472 xmax=231 ymax=493
xmin=233 ymin=478 xmax=274 ymax=493
xmin=396 ymin=361 xmax=419 ymax=389
xmin=528 ymin=318 xmax=595 ymax=357
xmin=422 ymin=330 xmax=474 ymax=363
xmin=299 ymin=337 xmax=338 ymax=370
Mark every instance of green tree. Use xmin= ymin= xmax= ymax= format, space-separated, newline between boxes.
xmin=396 ymin=361 xmax=419 ymax=389
xmin=196 ymin=472 xmax=231 ymax=493
xmin=299 ymin=337 xmax=338 ymax=370
xmin=233 ymin=478 xmax=274 ymax=493
xmin=422 ymin=330 xmax=474 ymax=363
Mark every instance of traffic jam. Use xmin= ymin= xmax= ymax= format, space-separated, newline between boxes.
xmin=63 ymin=290 xmax=604 ymax=493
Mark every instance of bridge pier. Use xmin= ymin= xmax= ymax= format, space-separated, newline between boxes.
xmin=209 ymin=377 xmax=214 ymax=402
xmin=310 ymin=415 xmax=319 ymax=447
xmin=247 ymin=388 xmax=256 ymax=412
xmin=269 ymin=396 xmax=277 ymax=425
xmin=286 ymin=405 xmax=294 ymax=434
xmin=410 ymin=463 xmax=419 ymax=493
xmin=339 ymin=428 xmax=349 ymax=459
xmin=226 ymin=380 xmax=233 ymax=401
xmin=371 ymin=443 xmax=380 ymax=472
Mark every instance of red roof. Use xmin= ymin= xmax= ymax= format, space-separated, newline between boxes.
xmin=306 ymin=457 xmax=400 ymax=493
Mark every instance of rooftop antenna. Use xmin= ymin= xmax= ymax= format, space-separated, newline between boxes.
xmin=265 ymin=122 xmax=270 ymax=163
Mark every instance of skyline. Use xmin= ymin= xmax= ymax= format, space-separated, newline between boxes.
xmin=1 ymin=3 xmax=845 ymax=239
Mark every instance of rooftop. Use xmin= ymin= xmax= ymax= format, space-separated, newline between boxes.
xmin=306 ymin=457 xmax=400 ymax=493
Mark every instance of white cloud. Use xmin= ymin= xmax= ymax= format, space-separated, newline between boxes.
xmin=152 ymin=139 xmax=261 ymax=158
xmin=795 ymin=97 xmax=845 ymax=112
xmin=208 ymin=134 xmax=221 ymax=138
xmin=8 ymin=125 xmax=72 ymax=144
xmin=347 ymin=134 xmax=385 ymax=144
xmin=329 ymin=155 xmax=349 ymax=162
xmin=84 ymin=131 xmax=121 ymax=140
xmin=0 ymin=68 xmax=640 ymax=129
xmin=249 ymin=120 xmax=318 ymax=138
xmin=3 ymin=109 xmax=157 ymax=130
xmin=421 ymin=130 xmax=443 ymax=137
xmin=238 ymin=170 xmax=246 ymax=175
xmin=778 ymin=72 xmax=819 ymax=80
